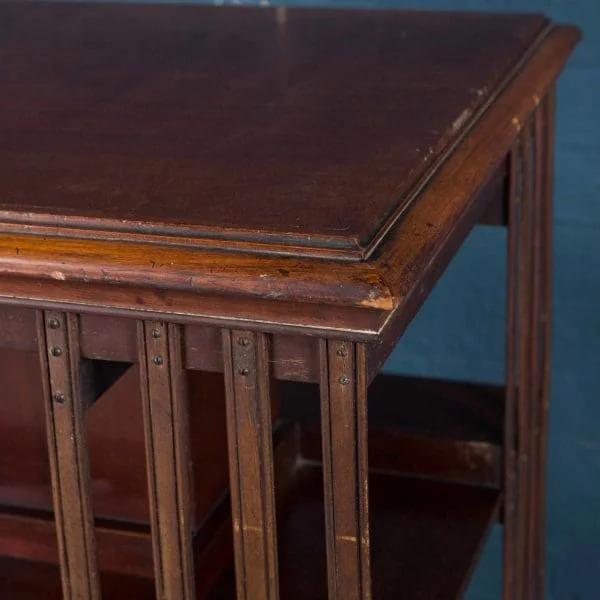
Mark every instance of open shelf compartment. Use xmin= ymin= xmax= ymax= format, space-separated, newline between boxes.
xmin=0 ymin=425 xmax=502 ymax=600
xmin=0 ymin=357 xmax=505 ymax=599
xmin=208 ymin=460 xmax=501 ymax=599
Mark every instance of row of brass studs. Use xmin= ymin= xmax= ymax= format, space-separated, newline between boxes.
xmin=237 ymin=336 xmax=251 ymax=376
xmin=47 ymin=317 xmax=66 ymax=403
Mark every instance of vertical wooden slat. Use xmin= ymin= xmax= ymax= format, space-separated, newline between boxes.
xmin=526 ymin=98 xmax=546 ymax=600
xmin=504 ymin=94 xmax=554 ymax=600
xmin=514 ymin=117 xmax=536 ymax=600
xmin=320 ymin=340 xmax=371 ymax=600
xmin=222 ymin=329 xmax=279 ymax=600
xmin=138 ymin=321 xmax=195 ymax=600
xmin=37 ymin=311 xmax=101 ymax=600
xmin=503 ymin=139 xmax=521 ymax=600
xmin=519 ymin=117 xmax=536 ymax=600
xmin=535 ymin=86 xmax=556 ymax=600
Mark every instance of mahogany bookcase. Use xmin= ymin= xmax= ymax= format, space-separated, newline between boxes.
xmin=0 ymin=3 xmax=579 ymax=599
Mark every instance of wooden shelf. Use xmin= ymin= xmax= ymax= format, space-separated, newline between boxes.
xmin=0 ymin=464 xmax=500 ymax=600
xmin=0 ymin=556 xmax=155 ymax=600
xmin=282 ymin=374 xmax=505 ymax=488
xmin=0 ymin=464 xmax=500 ymax=599
xmin=0 ymin=410 xmax=502 ymax=599
xmin=208 ymin=465 xmax=501 ymax=599
xmin=279 ymin=374 xmax=504 ymax=444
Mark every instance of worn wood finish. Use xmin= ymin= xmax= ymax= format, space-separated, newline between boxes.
xmin=0 ymin=11 xmax=579 ymax=340
xmin=0 ymin=232 xmax=394 ymax=310
xmin=371 ymin=25 xmax=579 ymax=368
xmin=138 ymin=322 xmax=195 ymax=600
xmin=222 ymin=330 xmax=279 ymax=600
xmin=37 ymin=311 xmax=101 ymax=600
xmin=320 ymin=341 xmax=371 ymax=600
xmin=0 ymin=273 xmax=387 ymax=342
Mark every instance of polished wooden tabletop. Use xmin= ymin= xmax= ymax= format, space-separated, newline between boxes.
xmin=0 ymin=2 xmax=549 ymax=259
xmin=0 ymin=2 xmax=579 ymax=340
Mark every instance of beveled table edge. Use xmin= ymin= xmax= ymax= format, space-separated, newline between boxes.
xmin=0 ymin=24 xmax=580 ymax=342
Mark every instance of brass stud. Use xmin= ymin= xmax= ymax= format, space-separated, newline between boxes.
xmin=238 ymin=338 xmax=250 ymax=347
xmin=53 ymin=392 xmax=65 ymax=404
xmin=339 ymin=375 xmax=350 ymax=385
xmin=336 ymin=346 xmax=347 ymax=357
xmin=48 ymin=318 xmax=60 ymax=330
xmin=239 ymin=368 xmax=250 ymax=376
xmin=153 ymin=355 xmax=164 ymax=366
xmin=151 ymin=328 xmax=161 ymax=339
xmin=50 ymin=347 xmax=62 ymax=357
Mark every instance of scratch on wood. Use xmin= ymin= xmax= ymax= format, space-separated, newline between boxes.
xmin=460 ymin=441 xmax=494 ymax=470
xmin=336 ymin=535 xmax=358 ymax=543
xmin=242 ymin=524 xmax=265 ymax=534
xmin=452 ymin=108 xmax=472 ymax=132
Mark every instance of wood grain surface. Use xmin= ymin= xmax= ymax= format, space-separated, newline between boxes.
xmin=0 ymin=3 xmax=548 ymax=259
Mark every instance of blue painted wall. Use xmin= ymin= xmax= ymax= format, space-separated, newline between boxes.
xmin=104 ymin=0 xmax=599 ymax=596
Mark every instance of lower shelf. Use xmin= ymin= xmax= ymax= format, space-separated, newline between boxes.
xmin=0 ymin=465 xmax=500 ymax=599
xmin=0 ymin=557 xmax=155 ymax=600
xmin=209 ymin=464 xmax=501 ymax=599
